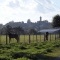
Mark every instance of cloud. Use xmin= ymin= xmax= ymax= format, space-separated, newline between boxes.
xmin=0 ymin=0 xmax=59 ymax=24
xmin=0 ymin=0 xmax=5 ymax=3
xmin=35 ymin=0 xmax=57 ymax=13
xmin=8 ymin=0 xmax=20 ymax=8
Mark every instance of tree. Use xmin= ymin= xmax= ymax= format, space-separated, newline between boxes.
xmin=52 ymin=14 xmax=60 ymax=28
xmin=29 ymin=29 xmax=37 ymax=34
xmin=6 ymin=25 xmax=12 ymax=34
xmin=15 ymin=26 xmax=24 ymax=34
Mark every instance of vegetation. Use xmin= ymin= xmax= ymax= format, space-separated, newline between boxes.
xmin=52 ymin=14 xmax=60 ymax=28
xmin=0 ymin=39 xmax=60 ymax=60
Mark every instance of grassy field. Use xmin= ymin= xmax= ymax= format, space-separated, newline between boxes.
xmin=0 ymin=35 xmax=60 ymax=60
xmin=0 ymin=34 xmax=59 ymax=44
xmin=0 ymin=40 xmax=60 ymax=60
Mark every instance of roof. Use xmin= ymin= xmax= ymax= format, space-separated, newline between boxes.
xmin=39 ymin=28 xmax=60 ymax=33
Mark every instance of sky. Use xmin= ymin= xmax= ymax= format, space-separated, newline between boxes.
xmin=0 ymin=0 xmax=60 ymax=24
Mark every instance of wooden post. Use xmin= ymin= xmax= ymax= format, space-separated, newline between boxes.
xmin=40 ymin=34 xmax=41 ymax=42
xmin=36 ymin=34 xmax=37 ymax=42
xmin=59 ymin=34 xmax=60 ymax=38
xmin=44 ymin=34 xmax=45 ymax=41
xmin=50 ymin=34 xmax=51 ymax=41
xmin=24 ymin=34 xmax=25 ymax=43
xmin=55 ymin=34 xmax=56 ymax=41
xmin=33 ymin=34 xmax=34 ymax=43
xmin=29 ymin=34 xmax=30 ymax=44
xmin=6 ymin=34 xmax=8 ymax=44
xmin=0 ymin=35 xmax=1 ymax=44
xmin=19 ymin=35 xmax=20 ymax=43
xmin=58 ymin=34 xmax=59 ymax=39
xmin=59 ymin=33 xmax=60 ymax=38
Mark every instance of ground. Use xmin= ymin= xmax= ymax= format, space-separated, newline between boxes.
xmin=0 ymin=40 xmax=60 ymax=60
xmin=0 ymin=35 xmax=60 ymax=60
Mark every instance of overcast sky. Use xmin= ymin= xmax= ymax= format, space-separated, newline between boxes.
xmin=0 ymin=0 xmax=60 ymax=24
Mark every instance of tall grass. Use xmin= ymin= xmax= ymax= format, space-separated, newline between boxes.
xmin=0 ymin=34 xmax=59 ymax=44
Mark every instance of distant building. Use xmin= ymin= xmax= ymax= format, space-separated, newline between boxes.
xmin=27 ymin=19 xmax=32 ymax=24
xmin=40 ymin=16 xmax=42 ymax=21
xmin=4 ymin=16 xmax=52 ymax=32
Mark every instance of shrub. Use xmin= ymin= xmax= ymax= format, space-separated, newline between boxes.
xmin=5 ymin=45 xmax=11 ymax=49
xmin=0 ymin=44 xmax=11 ymax=49
xmin=31 ymin=43 xmax=38 ymax=46
xmin=15 ymin=57 xmax=30 ymax=60
xmin=0 ymin=45 xmax=5 ymax=49
xmin=54 ymin=44 xmax=60 ymax=47
xmin=11 ymin=52 xmax=28 ymax=59
xmin=46 ymin=48 xmax=53 ymax=52
xmin=19 ymin=46 xmax=27 ymax=50
xmin=0 ymin=56 xmax=11 ymax=60
xmin=34 ymin=46 xmax=40 ymax=49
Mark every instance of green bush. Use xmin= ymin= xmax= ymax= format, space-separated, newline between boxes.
xmin=19 ymin=46 xmax=27 ymax=50
xmin=11 ymin=52 xmax=28 ymax=59
xmin=34 ymin=46 xmax=40 ymax=49
xmin=15 ymin=57 xmax=30 ymax=60
xmin=0 ymin=56 xmax=11 ymax=60
xmin=54 ymin=44 xmax=60 ymax=47
xmin=46 ymin=48 xmax=53 ymax=52
xmin=0 ymin=44 xmax=11 ymax=49
xmin=0 ymin=45 xmax=5 ymax=49
xmin=31 ymin=43 xmax=38 ymax=46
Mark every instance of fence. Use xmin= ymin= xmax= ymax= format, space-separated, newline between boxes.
xmin=0 ymin=33 xmax=60 ymax=44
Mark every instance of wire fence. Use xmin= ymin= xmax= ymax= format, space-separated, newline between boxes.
xmin=0 ymin=34 xmax=60 ymax=44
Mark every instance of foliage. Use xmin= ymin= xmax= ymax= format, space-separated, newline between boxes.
xmin=14 ymin=57 xmax=29 ymax=60
xmin=0 ymin=40 xmax=60 ymax=60
xmin=29 ymin=29 xmax=37 ymax=34
xmin=0 ymin=56 xmax=11 ymax=60
xmin=52 ymin=14 xmax=60 ymax=28
xmin=6 ymin=25 xmax=12 ymax=34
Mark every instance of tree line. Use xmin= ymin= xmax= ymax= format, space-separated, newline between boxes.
xmin=6 ymin=14 xmax=60 ymax=34
xmin=0 ymin=14 xmax=60 ymax=35
xmin=52 ymin=14 xmax=60 ymax=28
